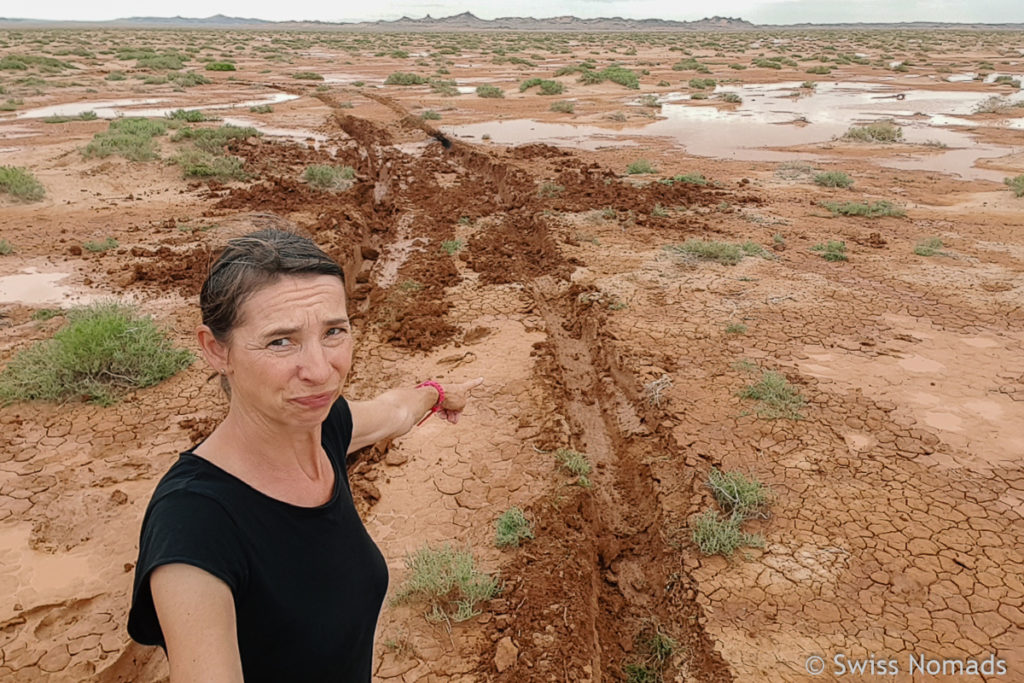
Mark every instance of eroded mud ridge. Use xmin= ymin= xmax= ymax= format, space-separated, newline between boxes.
xmin=2 ymin=78 xmax=1023 ymax=683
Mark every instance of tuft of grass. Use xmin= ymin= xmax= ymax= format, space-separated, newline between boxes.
xmin=555 ymin=448 xmax=592 ymax=488
xmin=385 ymin=72 xmax=427 ymax=85
xmin=32 ymin=308 xmax=62 ymax=320
xmin=391 ymin=543 xmax=499 ymax=623
xmin=691 ymin=510 xmax=765 ymax=556
xmin=666 ymin=239 xmax=767 ymax=266
xmin=660 ymin=172 xmax=706 ymax=185
xmin=495 ymin=507 xmax=534 ymax=548
xmin=249 ymin=104 xmax=273 ymax=114
xmin=0 ymin=166 xmax=46 ymax=202
xmin=167 ymin=109 xmax=208 ymax=122
xmin=292 ymin=71 xmax=324 ymax=81
xmin=718 ymin=92 xmax=742 ymax=104
xmin=520 ymin=78 xmax=564 ymax=95
xmin=204 ymin=61 xmax=236 ymax=71
xmin=974 ymin=95 xmax=1022 ymax=115
xmin=550 ymin=100 xmax=575 ymax=113
xmin=810 ymin=240 xmax=848 ymax=261
xmin=83 ymin=117 xmax=167 ymax=162
xmin=174 ymin=149 xmax=246 ymax=181
xmin=538 ymin=181 xmax=563 ymax=198
xmin=627 ymin=159 xmax=657 ymax=174
xmin=725 ymin=322 xmax=747 ymax=334
xmin=643 ymin=374 xmax=673 ymax=407
xmin=842 ymin=121 xmax=902 ymax=143
xmin=913 ymin=237 xmax=947 ymax=257
xmin=623 ymin=621 xmax=677 ymax=683
xmin=813 ymin=171 xmax=853 ymax=188
xmin=0 ymin=239 xmax=13 ymax=254
xmin=821 ymin=200 xmax=904 ymax=218
xmin=420 ymin=109 xmax=441 ymax=121
xmin=0 ymin=301 xmax=193 ymax=406
xmin=171 ymin=124 xmax=259 ymax=152
xmin=738 ymin=370 xmax=805 ymax=419
xmin=440 ymin=239 xmax=463 ymax=255
xmin=82 ymin=237 xmax=118 ymax=252
xmin=475 ymin=84 xmax=504 ymax=98
xmin=302 ymin=164 xmax=356 ymax=191
xmin=708 ymin=469 xmax=771 ymax=520
xmin=136 ymin=55 xmax=184 ymax=71
xmin=1005 ymin=174 xmax=1024 ymax=197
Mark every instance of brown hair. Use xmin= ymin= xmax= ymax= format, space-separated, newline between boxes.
xmin=200 ymin=229 xmax=345 ymax=394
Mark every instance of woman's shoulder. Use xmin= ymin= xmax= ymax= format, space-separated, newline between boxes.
xmin=147 ymin=452 xmax=247 ymax=513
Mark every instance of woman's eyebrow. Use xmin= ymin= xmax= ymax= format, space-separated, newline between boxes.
xmin=261 ymin=317 xmax=349 ymax=338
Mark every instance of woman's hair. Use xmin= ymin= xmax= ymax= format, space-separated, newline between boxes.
xmin=200 ymin=228 xmax=345 ymax=343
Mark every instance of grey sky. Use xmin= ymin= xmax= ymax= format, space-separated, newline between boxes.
xmin=12 ymin=0 xmax=1024 ymax=24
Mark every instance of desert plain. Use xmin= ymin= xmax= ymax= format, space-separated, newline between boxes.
xmin=1 ymin=24 xmax=1023 ymax=682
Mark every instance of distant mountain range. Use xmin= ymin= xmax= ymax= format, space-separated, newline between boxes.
xmin=1 ymin=12 xmax=1022 ymax=31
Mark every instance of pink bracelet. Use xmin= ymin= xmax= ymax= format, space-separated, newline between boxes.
xmin=416 ymin=381 xmax=445 ymax=426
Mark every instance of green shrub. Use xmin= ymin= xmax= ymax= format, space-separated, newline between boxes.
xmin=555 ymin=448 xmax=592 ymax=487
xmin=168 ymin=71 xmax=210 ymax=87
xmin=82 ymin=237 xmax=118 ymax=252
xmin=660 ymin=172 xmax=706 ymax=186
xmin=0 ymin=301 xmax=193 ymax=406
xmin=810 ymin=240 xmax=849 ymax=261
xmin=519 ymin=78 xmax=564 ymax=95
xmin=105 ymin=71 xmax=127 ymax=81
xmin=627 ymin=159 xmax=657 ymax=174
xmin=391 ymin=543 xmax=500 ymax=623
xmin=623 ymin=622 xmax=677 ymax=682
xmin=302 ymin=164 xmax=356 ymax=190
xmin=813 ymin=171 xmax=853 ymax=188
xmin=725 ymin=323 xmax=747 ymax=334
xmin=821 ymin=200 xmax=904 ymax=217
xmin=0 ymin=166 xmax=45 ymax=201
xmin=174 ymin=149 xmax=246 ymax=181
xmin=688 ymin=78 xmax=717 ymax=90
xmin=752 ymin=58 xmax=783 ymax=69
xmin=171 ymin=124 xmax=259 ymax=152
xmin=718 ymin=92 xmax=742 ymax=104
xmin=708 ymin=470 xmax=771 ymax=520
xmin=495 ymin=507 xmax=534 ymax=548
xmin=738 ymin=370 xmax=806 ymax=419
xmin=385 ymin=72 xmax=427 ymax=85
xmin=205 ymin=61 xmax=235 ymax=71
xmin=806 ymin=65 xmax=832 ymax=74
xmin=440 ymin=239 xmax=463 ymax=254
xmin=476 ymin=84 xmax=504 ymax=98
xmin=249 ymin=104 xmax=273 ymax=114
xmin=83 ymin=117 xmax=167 ymax=162
xmin=0 ymin=239 xmax=13 ymax=254
xmin=672 ymin=57 xmax=703 ymax=71
xmin=167 ymin=109 xmax=207 ymax=122
xmin=842 ymin=121 xmax=902 ymax=143
xmin=599 ymin=65 xmax=639 ymax=89
xmin=667 ymin=239 xmax=766 ymax=266
xmin=292 ymin=71 xmax=324 ymax=81
xmin=1006 ymin=174 xmax=1024 ymax=197
xmin=538 ymin=181 xmax=563 ymax=198
xmin=420 ymin=109 xmax=441 ymax=120
xmin=136 ymin=55 xmax=184 ymax=71
xmin=0 ymin=98 xmax=23 ymax=111
xmin=691 ymin=510 xmax=764 ymax=556
xmin=550 ymin=100 xmax=575 ymax=113
xmin=913 ymin=237 xmax=947 ymax=257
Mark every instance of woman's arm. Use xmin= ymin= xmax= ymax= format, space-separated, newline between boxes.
xmin=347 ymin=377 xmax=483 ymax=454
xmin=150 ymin=563 xmax=244 ymax=683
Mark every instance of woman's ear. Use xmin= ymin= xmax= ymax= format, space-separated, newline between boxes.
xmin=196 ymin=324 xmax=230 ymax=374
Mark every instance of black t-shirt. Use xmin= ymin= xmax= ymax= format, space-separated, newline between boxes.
xmin=127 ymin=397 xmax=389 ymax=682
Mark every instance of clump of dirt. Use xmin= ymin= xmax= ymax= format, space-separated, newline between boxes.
xmin=122 ymin=243 xmax=215 ymax=296
xmin=467 ymin=211 xmax=571 ymax=285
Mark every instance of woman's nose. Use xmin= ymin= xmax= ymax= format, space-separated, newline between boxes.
xmin=296 ymin=343 xmax=332 ymax=383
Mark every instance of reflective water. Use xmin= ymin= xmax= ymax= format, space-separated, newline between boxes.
xmin=445 ymin=81 xmax=1022 ymax=179
xmin=0 ymin=268 xmax=95 ymax=305
xmin=15 ymin=93 xmax=299 ymax=120
xmin=220 ymin=116 xmax=328 ymax=143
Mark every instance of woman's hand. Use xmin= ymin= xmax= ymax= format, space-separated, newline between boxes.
xmin=434 ymin=377 xmax=484 ymax=424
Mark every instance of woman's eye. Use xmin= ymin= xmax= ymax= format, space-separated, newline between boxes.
xmin=326 ymin=327 xmax=347 ymax=337
xmin=268 ymin=338 xmax=291 ymax=348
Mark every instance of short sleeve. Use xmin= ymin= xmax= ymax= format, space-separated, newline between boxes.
xmin=127 ymin=491 xmax=249 ymax=647
xmin=322 ymin=396 xmax=354 ymax=457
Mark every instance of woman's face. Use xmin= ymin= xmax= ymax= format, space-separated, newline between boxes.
xmin=220 ymin=274 xmax=352 ymax=428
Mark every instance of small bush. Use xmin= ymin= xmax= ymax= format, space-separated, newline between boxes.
xmin=105 ymin=71 xmax=127 ymax=81
xmin=0 ymin=301 xmax=193 ymax=406
xmin=810 ymin=240 xmax=848 ymax=261
xmin=249 ymin=104 xmax=273 ymax=114
xmin=292 ymin=71 xmax=324 ymax=81
xmin=205 ymin=62 xmax=235 ymax=71
xmin=0 ymin=239 xmax=13 ymax=254
xmin=599 ymin=65 xmax=639 ymax=89
xmin=440 ymin=239 xmax=463 ymax=254
xmin=171 ymin=124 xmax=259 ymax=152
xmin=667 ymin=239 xmax=766 ymax=266
xmin=813 ymin=171 xmax=853 ymax=188
xmin=136 ymin=55 xmax=184 ymax=71
xmin=550 ymin=100 xmax=575 ymax=113
xmin=913 ymin=237 xmax=947 ymax=257
xmin=167 ymin=109 xmax=207 ymax=122
xmin=538 ymin=181 xmax=563 ymax=198
xmin=168 ymin=71 xmax=210 ymax=87
xmin=718 ymin=92 xmax=742 ymax=104
xmin=174 ymin=149 xmax=246 ymax=181
xmin=627 ymin=159 xmax=657 ymax=174
xmin=738 ymin=370 xmax=806 ymax=419
xmin=623 ymin=622 xmax=677 ymax=683
xmin=0 ymin=166 xmax=46 ymax=202
xmin=806 ymin=65 xmax=832 ymax=74
xmin=82 ymin=237 xmax=118 ymax=252
xmin=661 ymin=172 xmax=706 ymax=185
xmin=476 ymin=84 xmax=504 ymax=98
xmin=420 ymin=109 xmax=441 ymax=121
xmin=1006 ymin=174 xmax=1024 ymax=197
xmin=725 ymin=323 xmax=747 ymax=334
xmin=83 ymin=117 xmax=167 ymax=162
xmin=842 ymin=121 xmax=902 ymax=143
xmin=691 ymin=510 xmax=764 ymax=556
xmin=385 ymin=72 xmax=427 ymax=85
xmin=821 ymin=200 xmax=904 ymax=218
xmin=520 ymin=78 xmax=564 ymax=95
xmin=708 ymin=470 xmax=771 ymax=520
xmin=391 ymin=543 xmax=499 ymax=623
xmin=752 ymin=58 xmax=783 ymax=70
xmin=495 ymin=507 xmax=534 ymax=548
xmin=302 ymin=164 xmax=355 ymax=190
xmin=555 ymin=448 xmax=592 ymax=487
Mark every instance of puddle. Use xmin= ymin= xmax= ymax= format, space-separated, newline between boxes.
xmin=321 ymin=73 xmax=378 ymax=84
xmin=446 ymin=81 xmax=1022 ymax=177
xmin=0 ymin=268 xmax=95 ymax=306
xmin=220 ymin=116 xmax=328 ymax=143
xmin=15 ymin=93 xmax=299 ymax=120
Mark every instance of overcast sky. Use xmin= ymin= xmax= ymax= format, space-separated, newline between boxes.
xmin=10 ymin=0 xmax=1024 ymax=24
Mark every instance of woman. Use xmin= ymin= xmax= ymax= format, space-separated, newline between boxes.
xmin=127 ymin=229 xmax=481 ymax=682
